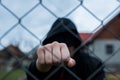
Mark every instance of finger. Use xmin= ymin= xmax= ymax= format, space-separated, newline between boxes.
xmin=37 ymin=46 xmax=45 ymax=64
xmin=66 ymin=58 xmax=76 ymax=68
xmin=60 ymin=43 xmax=70 ymax=61
xmin=44 ymin=44 xmax=52 ymax=64
xmin=52 ymin=42 xmax=61 ymax=64
xmin=60 ymin=43 xmax=76 ymax=67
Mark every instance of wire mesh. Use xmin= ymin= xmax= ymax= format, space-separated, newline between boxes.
xmin=0 ymin=0 xmax=120 ymax=80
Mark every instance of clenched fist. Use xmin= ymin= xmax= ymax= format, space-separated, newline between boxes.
xmin=36 ymin=41 xmax=76 ymax=72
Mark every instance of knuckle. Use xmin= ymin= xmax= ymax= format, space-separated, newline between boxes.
xmin=37 ymin=46 xmax=43 ymax=52
xmin=52 ymin=41 xmax=59 ymax=44
xmin=44 ymin=44 xmax=52 ymax=51
xmin=52 ymin=41 xmax=60 ymax=46
xmin=60 ymin=43 xmax=67 ymax=47
xmin=44 ymin=44 xmax=51 ymax=48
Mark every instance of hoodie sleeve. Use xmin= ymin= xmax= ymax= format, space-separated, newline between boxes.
xmin=87 ymin=59 xmax=105 ymax=80
xmin=26 ymin=61 xmax=55 ymax=80
xmin=75 ymin=52 xmax=105 ymax=80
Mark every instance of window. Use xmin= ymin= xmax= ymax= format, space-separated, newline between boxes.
xmin=106 ymin=44 xmax=114 ymax=54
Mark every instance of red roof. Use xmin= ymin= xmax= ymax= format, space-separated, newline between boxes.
xmin=90 ymin=13 xmax=120 ymax=40
xmin=79 ymin=33 xmax=93 ymax=44
xmin=80 ymin=12 xmax=120 ymax=45
xmin=79 ymin=33 xmax=91 ymax=41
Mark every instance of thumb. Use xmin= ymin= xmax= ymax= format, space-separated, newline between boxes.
xmin=66 ymin=58 xmax=76 ymax=68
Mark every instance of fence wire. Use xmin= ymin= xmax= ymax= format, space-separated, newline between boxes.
xmin=0 ymin=0 xmax=120 ymax=80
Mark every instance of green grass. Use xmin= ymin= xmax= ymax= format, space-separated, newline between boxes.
xmin=0 ymin=69 xmax=26 ymax=80
xmin=107 ymin=78 xmax=117 ymax=80
xmin=0 ymin=69 xmax=119 ymax=80
xmin=106 ymin=74 xmax=119 ymax=80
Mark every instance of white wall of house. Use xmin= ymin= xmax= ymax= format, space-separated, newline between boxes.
xmin=89 ymin=40 xmax=120 ymax=64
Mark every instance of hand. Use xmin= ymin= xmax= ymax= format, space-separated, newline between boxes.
xmin=36 ymin=41 xmax=76 ymax=72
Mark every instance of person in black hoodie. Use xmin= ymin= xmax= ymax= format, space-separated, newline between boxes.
xmin=26 ymin=18 xmax=105 ymax=80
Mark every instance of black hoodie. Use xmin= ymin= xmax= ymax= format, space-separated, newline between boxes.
xmin=43 ymin=18 xmax=82 ymax=48
xmin=26 ymin=18 xmax=105 ymax=80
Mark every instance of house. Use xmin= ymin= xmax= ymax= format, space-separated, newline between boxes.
xmin=79 ymin=33 xmax=92 ymax=42
xmin=81 ymin=13 xmax=120 ymax=72
xmin=0 ymin=45 xmax=30 ymax=71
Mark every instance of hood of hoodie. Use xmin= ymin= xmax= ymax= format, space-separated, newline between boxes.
xmin=42 ymin=18 xmax=82 ymax=48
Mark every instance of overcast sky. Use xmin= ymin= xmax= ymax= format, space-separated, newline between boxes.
xmin=0 ymin=0 xmax=120 ymax=53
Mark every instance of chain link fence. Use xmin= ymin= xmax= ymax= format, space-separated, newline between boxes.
xmin=0 ymin=0 xmax=120 ymax=80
